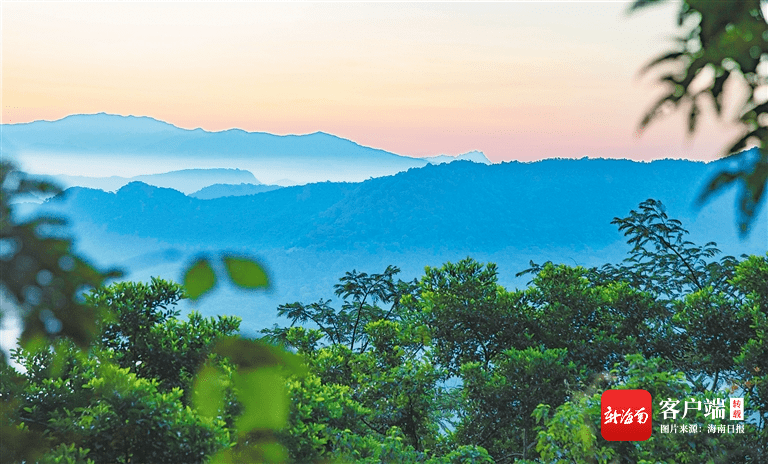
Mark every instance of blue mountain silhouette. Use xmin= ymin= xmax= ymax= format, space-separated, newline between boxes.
xmin=4 ymin=113 xmax=490 ymax=184
xmin=34 ymin=158 xmax=766 ymax=332
xmin=44 ymin=158 xmax=764 ymax=254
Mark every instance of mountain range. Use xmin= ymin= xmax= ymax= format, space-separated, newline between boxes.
xmin=41 ymin=169 xmax=260 ymax=195
xmin=2 ymin=113 xmax=491 ymax=184
xmin=31 ymin=158 xmax=766 ymax=334
xmin=6 ymin=113 xmax=765 ymax=334
xmin=189 ymin=183 xmax=283 ymax=200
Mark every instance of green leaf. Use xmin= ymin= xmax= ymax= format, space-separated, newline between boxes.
xmin=213 ymin=337 xmax=306 ymax=374
xmin=209 ymin=444 xmax=287 ymax=464
xmin=234 ymin=367 xmax=288 ymax=431
xmin=183 ymin=258 xmax=216 ymax=300
xmin=222 ymin=256 xmax=270 ymax=289
xmin=192 ymin=365 xmax=227 ymax=419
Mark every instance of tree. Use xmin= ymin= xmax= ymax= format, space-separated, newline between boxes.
xmin=731 ymin=254 xmax=768 ymax=456
xmin=596 ymin=199 xmax=757 ymax=391
xmin=88 ymin=279 xmax=241 ymax=398
xmin=262 ymin=267 xmax=489 ymax=463
xmin=632 ymin=0 xmax=768 ymax=234
xmin=409 ymin=200 xmax=765 ymax=463
xmin=266 ymin=265 xmax=415 ymax=354
xmin=414 ymin=259 xmax=527 ymax=376
xmin=526 ymin=200 xmax=767 ymax=462
xmin=3 ymin=277 xmax=311 ymax=463
xmin=8 ymin=341 xmax=230 ymax=464
xmin=456 ymin=348 xmax=578 ymax=463
xmin=3 ymin=280 xmax=238 ymax=463
xmin=5 ymin=164 xmax=764 ymax=463
xmin=0 ymin=161 xmax=122 ymax=462
xmin=413 ymin=255 xmax=675 ymax=463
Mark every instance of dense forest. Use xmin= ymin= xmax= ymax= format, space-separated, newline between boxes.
xmin=1 ymin=161 xmax=766 ymax=463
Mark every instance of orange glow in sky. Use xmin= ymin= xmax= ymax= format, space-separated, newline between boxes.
xmin=1 ymin=2 xmax=746 ymax=162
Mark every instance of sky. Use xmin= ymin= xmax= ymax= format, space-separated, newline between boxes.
xmin=1 ymin=1 xmax=749 ymax=163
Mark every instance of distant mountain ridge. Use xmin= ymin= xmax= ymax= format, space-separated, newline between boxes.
xmin=44 ymin=168 xmax=259 ymax=194
xmin=41 ymin=158 xmax=766 ymax=255
xmin=3 ymin=113 xmax=492 ymax=184
xmin=423 ymin=150 xmax=491 ymax=165
xmin=190 ymin=183 xmax=282 ymax=200
xmin=31 ymin=157 xmax=767 ymax=334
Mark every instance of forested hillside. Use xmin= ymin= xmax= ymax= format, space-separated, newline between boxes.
xmin=40 ymin=158 xmax=765 ymax=253
xmin=190 ymin=183 xmax=283 ymax=200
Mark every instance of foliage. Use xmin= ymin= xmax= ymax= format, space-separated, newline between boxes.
xmin=256 ymin=199 xmax=766 ymax=463
xmin=2 ymin=279 xmax=240 ymax=463
xmin=183 ymin=254 xmax=270 ymax=301
xmin=0 ymin=161 xmax=121 ymax=462
xmin=2 ymin=276 xmax=304 ymax=463
xmin=525 ymin=200 xmax=768 ymax=462
xmin=262 ymin=266 xmax=497 ymax=463
xmin=594 ymin=199 xmax=761 ymax=393
xmin=601 ymin=198 xmax=738 ymax=297
xmin=266 ymin=265 xmax=415 ymax=353
xmin=631 ymin=0 xmax=768 ymax=233
xmin=456 ymin=348 xmax=578 ymax=462
xmin=87 ymin=279 xmax=241 ymax=396
xmin=177 ymin=248 xmax=302 ymax=463
xmin=0 ymin=161 xmax=120 ymax=357
xmin=9 ymin=341 xmax=229 ymax=463
xmin=416 ymin=259 xmax=521 ymax=375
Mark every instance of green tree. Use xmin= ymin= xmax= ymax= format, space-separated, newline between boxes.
xmin=3 ymin=276 xmax=308 ymax=463
xmin=8 ymin=340 xmax=230 ymax=464
xmin=597 ymin=199 xmax=757 ymax=392
xmin=0 ymin=162 xmax=121 ymax=462
xmin=526 ymin=201 xmax=768 ymax=462
xmin=1 ymin=163 xmax=301 ymax=462
xmin=88 ymin=279 xmax=241 ymax=397
xmin=411 ymin=255 xmax=674 ymax=463
xmin=731 ymin=254 xmax=768 ymax=455
xmin=415 ymin=259 xmax=529 ymax=376
xmin=456 ymin=348 xmax=578 ymax=463
xmin=266 ymin=265 xmax=416 ymax=353
xmin=406 ymin=200 xmax=765 ymax=463
xmin=263 ymin=267 xmax=487 ymax=463
xmin=3 ymin=279 xmax=242 ymax=463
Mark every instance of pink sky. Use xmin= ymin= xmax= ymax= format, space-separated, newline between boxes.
xmin=1 ymin=2 xmax=747 ymax=163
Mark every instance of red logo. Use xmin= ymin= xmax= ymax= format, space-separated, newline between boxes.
xmin=601 ymin=389 xmax=652 ymax=441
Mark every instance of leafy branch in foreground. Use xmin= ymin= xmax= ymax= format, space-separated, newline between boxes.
xmin=631 ymin=0 xmax=768 ymax=234
xmin=0 ymin=161 xmax=121 ymax=356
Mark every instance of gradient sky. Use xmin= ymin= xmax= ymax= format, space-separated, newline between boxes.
xmin=1 ymin=1 xmax=749 ymax=163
